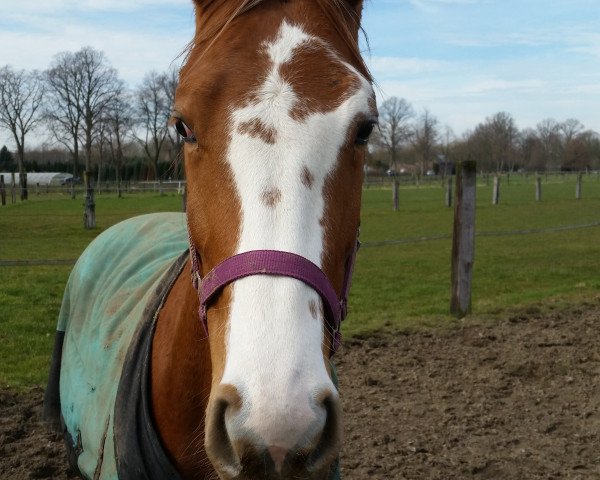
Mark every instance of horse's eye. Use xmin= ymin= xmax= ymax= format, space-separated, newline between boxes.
xmin=174 ymin=119 xmax=196 ymax=143
xmin=355 ymin=121 xmax=376 ymax=145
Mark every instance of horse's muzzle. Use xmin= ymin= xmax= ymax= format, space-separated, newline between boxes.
xmin=205 ymin=383 xmax=341 ymax=479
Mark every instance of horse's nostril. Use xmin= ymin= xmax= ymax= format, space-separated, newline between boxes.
xmin=205 ymin=384 xmax=243 ymax=478
xmin=307 ymin=391 xmax=342 ymax=473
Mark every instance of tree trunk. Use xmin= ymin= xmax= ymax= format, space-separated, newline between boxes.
xmin=17 ymin=145 xmax=27 ymax=201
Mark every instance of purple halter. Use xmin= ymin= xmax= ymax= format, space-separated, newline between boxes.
xmin=188 ymin=235 xmax=359 ymax=355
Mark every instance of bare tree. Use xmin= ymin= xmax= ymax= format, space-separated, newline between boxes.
xmin=0 ymin=66 xmax=44 ymax=200
xmin=580 ymin=130 xmax=600 ymax=170
xmin=413 ymin=108 xmax=439 ymax=176
xmin=161 ymin=67 xmax=183 ymax=179
xmin=45 ymin=47 xmax=121 ymax=227
xmin=105 ymin=91 xmax=134 ymax=198
xmin=45 ymin=51 xmax=84 ymax=182
xmin=518 ymin=128 xmax=546 ymax=171
xmin=560 ymin=118 xmax=585 ymax=145
xmin=469 ymin=112 xmax=519 ymax=172
xmin=77 ymin=47 xmax=121 ymax=176
xmin=536 ymin=118 xmax=562 ymax=170
xmin=377 ymin=97 xmax=414 ymax=173
xmin=438 ymin=125 xmax=456 ymax=177
xmin=93 ymin=79 xmax=126 ymax=185
xmin=135 ymin=71 xmax=171 ymax=193
xmin=489 ymin=112 xmax=519 ymax=172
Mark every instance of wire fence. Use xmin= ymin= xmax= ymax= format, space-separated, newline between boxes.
xmin=363 ymin=170 xmax=600 ymax=189
xmin=361 ymin=220 xmax=600 ymax=249
xmin=2 ymin=220 xmax=599 ymax=267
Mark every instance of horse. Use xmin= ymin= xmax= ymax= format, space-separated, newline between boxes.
xmin=44 ymin=0 xmax=376 ymax=478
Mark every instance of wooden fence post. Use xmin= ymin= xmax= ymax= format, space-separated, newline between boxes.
xmin=576 ymin=173 xmax=582 ymax=200
xmin=535 ymin=177 xmax=542 ymax=201
xmin=0 ymin=175 xmax=5 ymax=206
xmin=392 ymin=179 xmax=399 ymax=211
xmin=21 ymin=172 xmax=28 ymax=200
xmin=492 ymin=175 xmax=500 ymax=205
xmin=11 ymin=172 xmax=16 ymax=203
xmin=445 ymin=177 xmax=452 ymax=207
xmin=450 ymin=160 xmax=477 ymax=318
xmin=83 ymin=171 xmax=96 ymax=229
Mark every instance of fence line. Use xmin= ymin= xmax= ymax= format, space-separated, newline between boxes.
xmin=4 ymin=220 xmax=598 ymax=267
xmin=0 ymin=259 xmax=77 ymax=267
xmin=361 ymin=220 xmax=600 ymax=249
xmin=1 ymin=172 xmax=597 ymax=199
xmin=0 ymin=180 xmax=187 ymax=198
xmin=363 ymin=170 xmax=600 ymax=190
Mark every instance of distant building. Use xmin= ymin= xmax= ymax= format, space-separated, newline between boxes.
xmin=435 ymin=155 xmax=455 ymax=176
xmin=0 ymin=172 xmax=73 ymax=186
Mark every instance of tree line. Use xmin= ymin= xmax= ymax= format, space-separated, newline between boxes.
xmin=2 ymin=47 xmax=600 ymax=200
xmin=372 ymin=98 xmax=600 ymax=176
xmin=0 ymin=46 xmax=180 ymax=201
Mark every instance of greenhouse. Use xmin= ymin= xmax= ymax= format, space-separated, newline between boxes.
xmin=0 ymin=172 xmax=73 ymax=186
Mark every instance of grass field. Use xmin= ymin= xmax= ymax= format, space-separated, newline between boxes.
xmin=1 ymin=174 xmax=600 ymax=387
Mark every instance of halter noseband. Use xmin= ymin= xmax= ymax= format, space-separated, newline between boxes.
xmin=188 ymin=234 xmax=359 ymax=355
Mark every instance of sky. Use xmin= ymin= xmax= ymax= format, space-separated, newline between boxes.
xmin=0 ymin=0 xmax=599 ymax=148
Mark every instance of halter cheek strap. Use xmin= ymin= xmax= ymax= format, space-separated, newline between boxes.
xmin=187 ymin=237 xmax=359 ymax=355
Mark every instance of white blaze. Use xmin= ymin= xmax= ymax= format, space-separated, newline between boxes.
xmin=220 ymin=21 xmax=373 ymax=449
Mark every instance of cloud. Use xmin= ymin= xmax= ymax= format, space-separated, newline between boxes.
xmin=566 ymin=32 xmax=600 ymax=60
xmin=368 ymin=56 xmax=449 ymax=77
xmin=0 ymin=0 xmax=194 ymax=86
xmin=0 ymin=0 xmax=189 ymax=15
xmin=457 ymin=78 xmax=546 ymax=96
xmin=409 ymin=0 xmax=477 ymax=14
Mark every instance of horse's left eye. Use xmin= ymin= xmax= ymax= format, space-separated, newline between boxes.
xmin=174 ymin=119 xmax=196 ymax=143
xmin=355 ymin=121 xmax=376 ymax=145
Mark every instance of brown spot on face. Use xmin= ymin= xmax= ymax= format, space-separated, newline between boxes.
xmin=301 ymin=166 xmax=315 ymax=189
xmin=279 ymin=42 xmax=362 ymax=122
xmin=262 ymin=188 xmax=282 ymax=207
xmin=238 ymin=118 xmax=277 ymax=144
xmin=309 ymin=299 xmax=318 ymax=319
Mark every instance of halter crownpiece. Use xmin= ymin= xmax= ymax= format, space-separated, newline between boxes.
xmin=187 ymin=231 xmax=359 ymax=355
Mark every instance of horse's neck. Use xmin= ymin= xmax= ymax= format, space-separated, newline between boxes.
xmin=151 ymin=260 xmax=213 ymax=478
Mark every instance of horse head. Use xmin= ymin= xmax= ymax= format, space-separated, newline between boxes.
xmin=174 ymin=1 xmax=375 ymax=477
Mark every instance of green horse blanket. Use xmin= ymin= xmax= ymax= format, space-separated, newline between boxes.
xmin=45 ymin=212 xmax=189 ymax=479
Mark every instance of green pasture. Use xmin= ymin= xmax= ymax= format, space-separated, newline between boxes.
xmin=1 ymin=174 xmax=600 ymax=387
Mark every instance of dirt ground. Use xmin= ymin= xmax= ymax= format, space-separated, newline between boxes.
xmin=2 ymin=301 xmax=600 ymax=479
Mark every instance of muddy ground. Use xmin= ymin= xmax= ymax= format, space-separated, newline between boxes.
xmin=2 ymin=302 xmax=600 ymax=479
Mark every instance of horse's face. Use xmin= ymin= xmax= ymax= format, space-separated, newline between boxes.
xmin=175 ymin=0 xmax=375 ymax=477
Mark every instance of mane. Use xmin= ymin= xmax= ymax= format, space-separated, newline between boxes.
xmin=183 ymin=0 xmax=372 ymax=82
